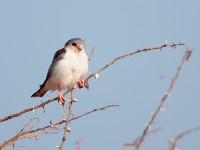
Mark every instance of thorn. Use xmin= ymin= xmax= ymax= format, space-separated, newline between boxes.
xmin=171 ymin=42 xmax=176 ymax=50
xmin=71 ymin=99 xmax=78 ymax=102
xmin=94 ymin=73 xmax=99 ymax=80
xmin=56 ymin=145 xmax=60 ymax=148
xmin=24 ymin=106 xmax=26 ymax=109
xmin=67 ymin=126 xmax=71 ymax=132
xmin=42 ymin=106 xmax=46 ymax=114
xmin=164 ymin=92 xmax=171 ymax=97
xmin=160 ymin=107 xmax=166 ymax=112
xmin=165 ymin=40 xmax=168 ymax=44
xmin=73 ymin=83 xmax=78 ymax=89
xmin=32 ymin=108 xmax=34 ymax=113
xmin=50 ymin=120 xmax=53 ymax=125
xmin=144 ymin=123 xmax=151 ymax=129
xmin=46 ymin=97 xmax=52 ymax=101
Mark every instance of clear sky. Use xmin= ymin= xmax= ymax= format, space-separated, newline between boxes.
xmin=0 ymin=0 xmax=200 ymax=150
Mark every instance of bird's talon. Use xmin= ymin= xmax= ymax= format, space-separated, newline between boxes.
xmin=58 ymin=92 xmax=66 ymax=105
xmin=77 ymin=79 xmax=85 ymax=88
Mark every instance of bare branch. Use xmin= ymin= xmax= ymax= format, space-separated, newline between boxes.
xmin=85 ymin=42 xmax=184 ymax=82
xmin=123 ymin=46 xmax=192 ymax=150
xmin=169 ymin=126 xmax=200 ymax=150
xmin=0 ymin=98 xmax=57 ymax=123
xmin=0 ymin=104 xmax=119 ymax=149
xmin=0 ymin=117 xmax=42 ymax=149
xmin=70 ymin=104 xmax=119 ymax=121
xmin=19 ymin=118 xmax=39 ymax=134
xmin=88 ymin=47 xmax=95 ymax=61
xmin=0 ymin=42 xmax=184 ymax=124
xmin=59 ymin=89 xmax=76 ymax=150
xmin=123 ymin=128 xmax=161 ymax=147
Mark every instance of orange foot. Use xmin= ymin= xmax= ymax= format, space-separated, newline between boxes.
xmin=58 ymin=92 xmax=66 ymax=105
xmin=77 ymin=79 xmax=85 ymax=88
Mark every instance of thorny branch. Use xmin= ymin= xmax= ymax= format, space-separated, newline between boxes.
xmin=0 ymin=42 xmax=184 ymax=123
xmin=0 ymin=104 xmax=119 ymax=149
xmin=19 ymin=117 xmax=39 ymax=134
xmin=123 ymin=47 xmax=192 ymax=150
xmin=0 ymin=41 xmax=189 ymax=150
xmin=169 ymin=126 xmax=200 ymax=150
xmin=0 ymin=118 xmax=41 ymax=150
xmin=0 ymin=99 xmax=56 ymax=123
xmin=88 ymin=47 xmax=95 ymax=61
xmin=123 ymin=128 xmax=161 ymax=147
xmin=85 ymin=42 xmax=184 ymax=82
xmin=59 ymin=89 xmax=76 ymax=150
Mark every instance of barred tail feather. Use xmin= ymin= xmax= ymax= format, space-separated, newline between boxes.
xmin=31 ymin=88 xmax=47 ymax=97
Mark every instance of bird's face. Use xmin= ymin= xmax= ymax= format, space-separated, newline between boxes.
xmin=64 ymin=38 xmax=86 ymax=53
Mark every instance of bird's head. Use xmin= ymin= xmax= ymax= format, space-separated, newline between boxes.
xmin=64 ymin=38 xmax=86 ymax=53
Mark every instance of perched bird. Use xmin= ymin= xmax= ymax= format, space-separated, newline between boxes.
xmin=31 ymin=38 xmax=88 ymax=105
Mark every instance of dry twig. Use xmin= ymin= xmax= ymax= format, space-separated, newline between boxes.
xmin=123 ymin=47 xmax=192 ymax=150
xmin=123 ymin=128 xmax=161 ymax=147
xmin=59 ymin=89 xmax=76 ymax=150
xmin=169 ymin=126 xmax=200 ymax=150
xmin=0 ymin=42 xmax=184 ymax=123
xmin=0 ymin=42 xmax=187 ymax=150
xmin=88 ymin=47 xmax=95 ymax=61
xmin=0 ymin=104 xmax=119 ymax=149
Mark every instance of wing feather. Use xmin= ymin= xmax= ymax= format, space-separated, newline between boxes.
xmin=39 ymin=48 xmax=66 ymax=88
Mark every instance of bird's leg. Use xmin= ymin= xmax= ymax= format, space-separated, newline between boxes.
xmin=58 ymin=91 xmax=66 ymax=105
xmin=77 ymin=79 xmax=85 ymax=88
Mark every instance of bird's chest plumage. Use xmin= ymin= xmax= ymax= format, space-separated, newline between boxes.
xmin=46 ymin=51 xmax=88 ymax=91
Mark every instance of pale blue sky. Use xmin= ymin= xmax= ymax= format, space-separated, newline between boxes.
xmin=0 ymin=0 xmax=200 ymax=150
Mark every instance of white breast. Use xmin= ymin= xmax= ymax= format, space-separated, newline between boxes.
xmin=45 ymin=50 xmax=88 ymax=91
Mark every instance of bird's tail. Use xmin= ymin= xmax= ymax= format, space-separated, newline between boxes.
xmin=31 ymin=88 xmax=47 ymax=97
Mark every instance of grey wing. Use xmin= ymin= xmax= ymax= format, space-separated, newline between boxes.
xmin=40 ymin=49 xmax=66 ymax=88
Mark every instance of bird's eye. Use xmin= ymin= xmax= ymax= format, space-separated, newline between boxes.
xmin=71 ymin=42 xmax=77 ymax=46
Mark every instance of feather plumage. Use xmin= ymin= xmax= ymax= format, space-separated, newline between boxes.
xmin=31 ymin=38 xmax=88 ymax=98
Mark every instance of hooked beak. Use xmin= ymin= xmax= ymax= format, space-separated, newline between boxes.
xmin=77 ymin=43 xmax=85 ymax=51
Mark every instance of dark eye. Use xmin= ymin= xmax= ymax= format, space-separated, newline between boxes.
xmin=71 ymin=42 xmax=77 ymax=46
